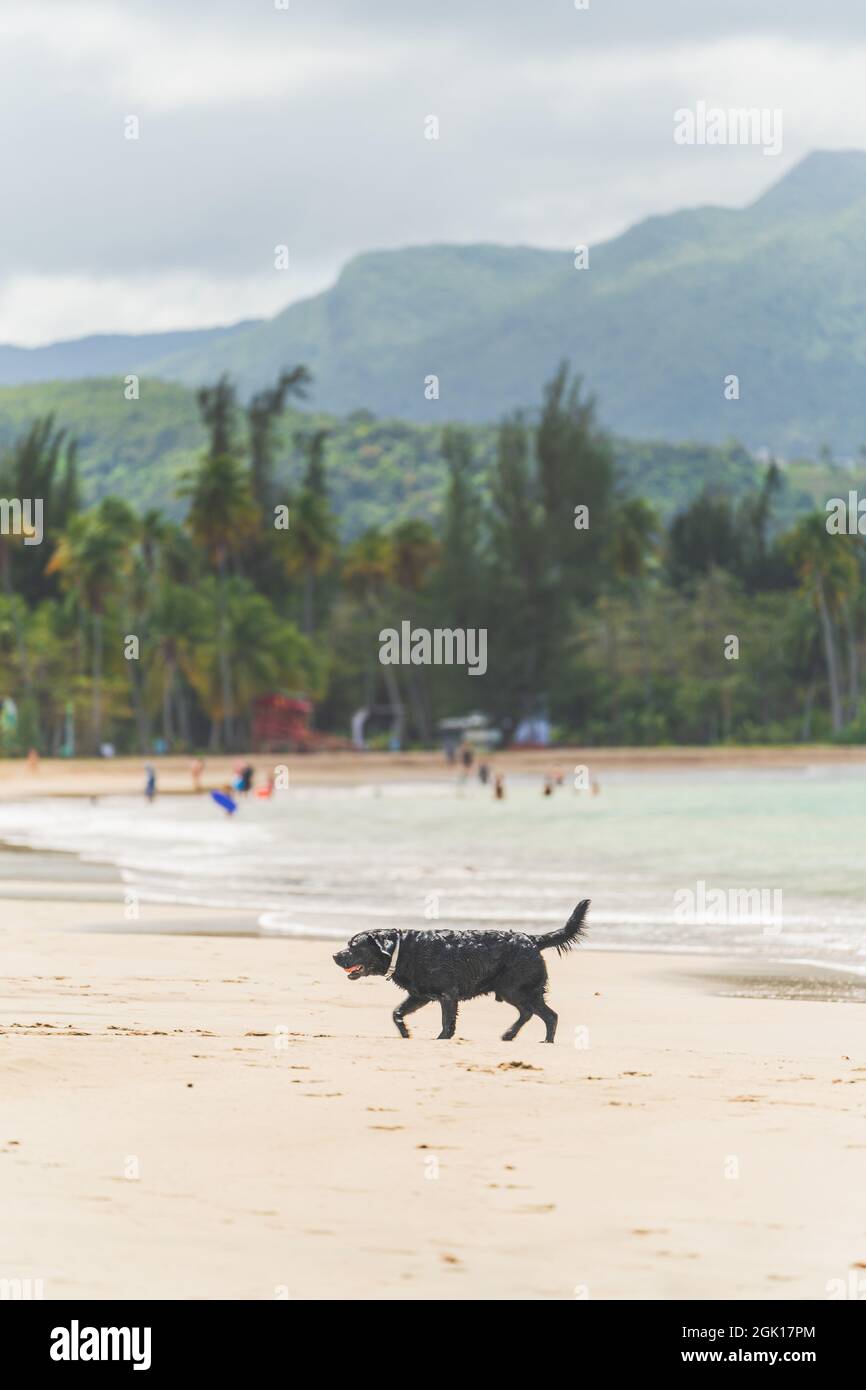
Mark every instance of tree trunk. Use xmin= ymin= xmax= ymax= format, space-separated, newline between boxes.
xmin=302 ymin=569 xmax=315 ymax=635
xmin=217 ymin=556 xmax=233 ymax=749
xmin=801 ymin=679 xmax=816 ymax=741
xmin=162 ymin=661 xmax=176 ymax=746
xmin=843 ymin=598 xmax=860 ymax=723
xmin=130 ymin=662 xmax=150 ymax=754
xmin=91 ymin=611 xmax=103 ymax=753
xmin=815 ymin=577 xmax=844 ymax=733
xmin=405 ymin=667 xmax=432 ymax=744
xmin=381 ymin=663 xmax=405 ymax=748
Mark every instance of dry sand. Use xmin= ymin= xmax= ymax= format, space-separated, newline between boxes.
xmin=2 ymin=895 xmax=865 ymax=1301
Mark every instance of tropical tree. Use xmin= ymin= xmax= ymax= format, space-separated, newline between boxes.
xmin=46 ymin=501 xmax=132 ymax=751
xmin=247 ymin=366 xmax=311 ymax=511
xmin=785 ymin=514 xmax=860 ymax=733
xmin=341 ymin=528 xmax=404 ymax=742
xmin=178 ymin=453 xmax=258 ymax=747
xmin=197 ymin=374 xmax=238 ymax=463
xmin=184 ymin=579 xmax=320 ymax=745
xmin=283 ymin=488 xmax=338 ymax=636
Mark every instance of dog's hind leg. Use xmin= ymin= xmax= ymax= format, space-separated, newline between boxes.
xmin=436 ymin=997 xmax=458 ymax=1040
xmin=501 ymin=1001 xmax=533 ymax=1041
xmin=532 ymin=995 xmax=558 ymax=1043
xmin=393 ymin=994 xmax=428 ymax=1039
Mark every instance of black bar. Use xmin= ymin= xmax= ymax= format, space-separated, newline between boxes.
xmin=5 ymin=1299 xmax=860 ymax=1374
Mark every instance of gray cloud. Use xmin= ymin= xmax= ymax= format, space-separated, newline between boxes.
xmin=2 ymin=0 xmax=865 ymax=341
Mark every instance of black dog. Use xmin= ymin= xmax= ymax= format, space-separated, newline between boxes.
xmin=333 ymin=900 xmax=589 ymax=1042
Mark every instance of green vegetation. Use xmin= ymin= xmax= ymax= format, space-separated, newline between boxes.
xmin=0 ymin=377 xmax=854 ymax=539
xmin=1 ymin=361 xmax=864 ymax=754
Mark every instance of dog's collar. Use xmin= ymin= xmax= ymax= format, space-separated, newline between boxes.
xmin=382 ymin=933 xmax=401 ymax=981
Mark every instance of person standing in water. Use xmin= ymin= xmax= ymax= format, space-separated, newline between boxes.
xmin=144 ymin=764 xmax=156 ymax=803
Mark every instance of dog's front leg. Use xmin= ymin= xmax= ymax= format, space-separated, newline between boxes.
xmin=393 ymin=994 xmax=427 ymax=1038
xmin=436 ymin=997 xmax=458 ymax=1040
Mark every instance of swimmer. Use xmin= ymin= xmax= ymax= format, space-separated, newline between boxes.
xmin=210 ymin=785 xmax=238 ymax=815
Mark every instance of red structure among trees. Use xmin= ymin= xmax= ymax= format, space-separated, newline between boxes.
xmin=251 ymin=695 xmax=316 ymax=751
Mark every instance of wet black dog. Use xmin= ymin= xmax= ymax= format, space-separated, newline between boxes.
xmin=333 ymin=900 xmax=589 ymax=1042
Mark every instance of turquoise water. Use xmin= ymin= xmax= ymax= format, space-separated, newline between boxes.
xmin=0 ymin=766 xmax=864 ymax=971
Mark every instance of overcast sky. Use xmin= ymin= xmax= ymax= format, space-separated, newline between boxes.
xmin=2 ymin=0 xmax=865 ymax=345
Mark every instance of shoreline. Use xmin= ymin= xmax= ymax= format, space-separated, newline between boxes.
xmin=2 ymin=743 xmax=866 ymax=801
xmin=3 ymin=897 xmax=864 ymax=1300
xmin=1 ymin=839 xmax=865 ymax=999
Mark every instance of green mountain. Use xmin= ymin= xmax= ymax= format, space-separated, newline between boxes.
xmin=4 ymin=152 xmax=866 ymax=454
xmin=0 ymin=322 xmax=257 ymax=386
xmin=143 ymin=150 xmax=866 ymax=454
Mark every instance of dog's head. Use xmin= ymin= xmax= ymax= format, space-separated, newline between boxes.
xmin=333 ymin=931 xmax=394 ymax=981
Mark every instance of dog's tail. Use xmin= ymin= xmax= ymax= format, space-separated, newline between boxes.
xmin=535 ymin=899 xmax=590 ymax=956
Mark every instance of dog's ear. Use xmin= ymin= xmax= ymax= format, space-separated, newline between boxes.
xmin=375 ymin=933 xmax=396 ymax=958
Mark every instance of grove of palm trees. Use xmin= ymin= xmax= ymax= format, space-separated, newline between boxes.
xmin=1 ymin=362 xmax=862 ymax=756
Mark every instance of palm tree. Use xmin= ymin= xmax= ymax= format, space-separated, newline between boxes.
xmin=247 ymin=367 xmax=311 ymax=511
xmin=283 ymin=488 xmax=338 ymax=635
xmin=148 ymin=581 xmax=208 ymax=747
xmin=197 ymin=375 xmax=238 ymax=463
xmin=46 ymin=505 xmax=130 ymax=751
xmin=389 ymin=519 xmax=440 ymax=741
xmin=342 ymin=528 xmax=394 ymax=605
xmin=391 ymin=519 xmax=440 ymax=593
xmin=610 ymin=497 xmax=660 ymax=716
xmin=184 ymin=579 xmax=320 ymax=745
xmin=178 ymin=453 xmax=258 ymax=747
xmin=342 ymin=529 xmax=404 ymax=743
xmin=785 ymin=514 xmax=860 ymax=733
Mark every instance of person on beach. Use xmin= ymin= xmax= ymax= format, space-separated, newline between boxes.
xmin=456 ymin=742 xmax=475 ymax=791
xmin=256 ymin=770 xmax=276 ymax=799
xmin=190 ymin=757 xmax=204 ymax=792
xmin=144 ymin=764 xmax=156 ymax=802
xmin=494 ymin=773 xmax=506 ymax=800
xmin=210 ymin=785 xmax=238 ymax=815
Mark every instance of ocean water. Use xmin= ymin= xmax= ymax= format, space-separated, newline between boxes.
xmin=0 ymin=766 xmax=864 ymax=973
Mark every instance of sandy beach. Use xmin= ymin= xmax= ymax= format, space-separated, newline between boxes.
xmin=4 ymin=744 xmax=866 ymax=802
xmin=3 ymin=890 xmax=865 ymax=1301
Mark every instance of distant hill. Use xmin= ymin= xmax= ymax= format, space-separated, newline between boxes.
xmin=0 ymin=378 xmax=836 ymax=539
xmin=6 ymin=152 xmax=866 ymax=453
xmin=0 ymin=322 xmax=258 ymax=386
